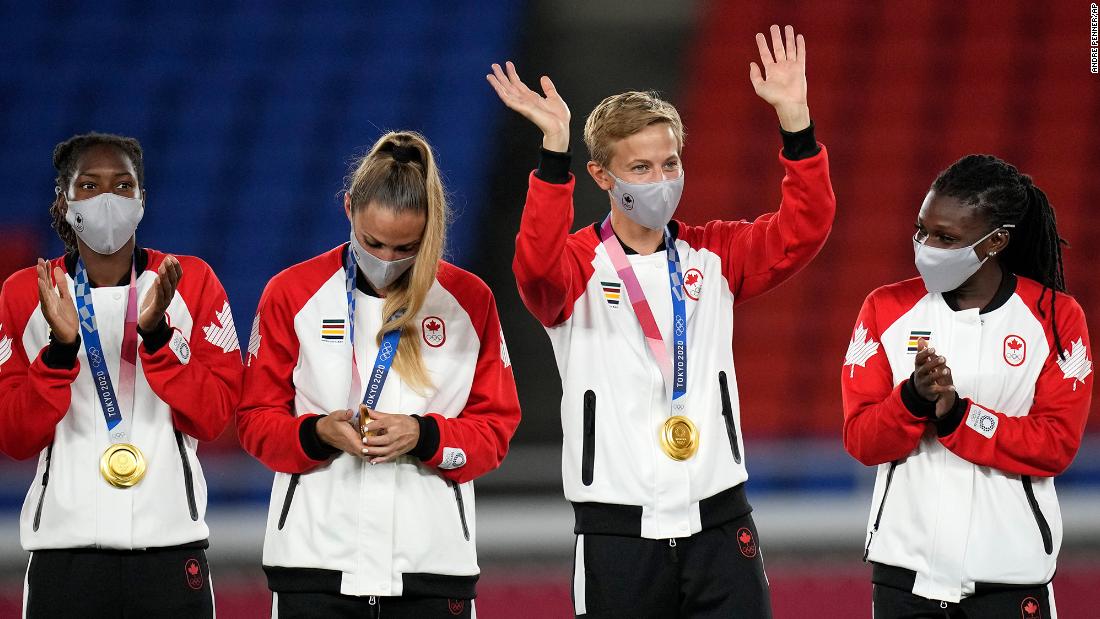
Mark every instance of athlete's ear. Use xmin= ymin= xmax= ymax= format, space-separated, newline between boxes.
xmin=587 ymin=161 xmax=614 ymax=191
xmin=343 ymin=193 xmax=353 ymax=222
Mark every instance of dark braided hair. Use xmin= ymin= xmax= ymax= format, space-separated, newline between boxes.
xmin=931 ymin=154 xmax=1068 ymax=357
xmin=50 ymin=132 xmax=145 ymax=253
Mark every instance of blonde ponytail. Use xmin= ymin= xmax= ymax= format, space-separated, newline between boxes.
xmin=346 ymin=131 xmax=448 ymax=391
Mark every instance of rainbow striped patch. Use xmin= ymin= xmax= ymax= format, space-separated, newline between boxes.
xmin=321 ymin=319 xmax=346 ymax=342
xmin=601 ymin=281 xmax=622 ymax=307
xmin=907 ymin=330 xmax=932 ymax=353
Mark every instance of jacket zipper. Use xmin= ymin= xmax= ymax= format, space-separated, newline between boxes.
xmin=863 ymin=460 xmax=899 ymax=561
xmin=174 ymin=430 xmax=199 ymax=521
xmin=451 ymin=480 xmax=470 ymax=541
xmin=32 ymin=444 xmax=54 ymax=532
xmin=1022 ymin=475 xmax=1054 ymax=555
xmin=581 ymin=390 xmax=596 ymax=486
xmin=277 ymin=473 xmax=300 ymax=530
xmin=718 ymin=372 xmax=741 ymax=464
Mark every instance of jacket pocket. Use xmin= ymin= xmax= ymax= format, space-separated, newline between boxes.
xmin=718 ymin=372 xmax=741 ymax=464
xmin=174 ymin=431 xmax=199 ymax=521
xmin=863 ymin=461 xmax=899 ymax=561
xmin=32 ymin=444 xmax=54 ymax=532
xmin=277 ymin=473 xmax=300 ymax=531
xmin=582 ymin=390 xmax=596 ymax=486
xmin=1022 ymin=476 xmax=1054 ymax=555
xmin=451 ymin=480 xmax=470 ymax=541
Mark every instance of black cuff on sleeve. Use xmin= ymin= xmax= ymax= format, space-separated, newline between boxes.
xmin=299 ymin=415 xmax=341 ymax=461
xmin=43 ymin=334 xmax=81 ymax=370
xmin=900 ymin=375 xmax=937 ymax=419
xmin=409 ymin=414 xmax=441 ymax=462
xmin=137 ymin=317 xmax=173 ymax=353
xmin=780 ymin=121 xmax=820 ymax=160
xmin=934 ymin=396 xmax=968 ymax=437
xmin=534 ymin=147 xmax=572 ymax=184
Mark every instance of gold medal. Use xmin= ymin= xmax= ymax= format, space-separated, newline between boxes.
xmin=660 ymin=416 xmax=699 ymax=460
xmin=100 ymin=443 xmax=146 ymax=488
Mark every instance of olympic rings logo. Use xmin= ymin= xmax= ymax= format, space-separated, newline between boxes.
xmin=378 ymin=342 xmax=394 ymax=362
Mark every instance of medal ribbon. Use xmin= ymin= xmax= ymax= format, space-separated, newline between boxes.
xmin=345 ymin=245 xmax=403 ymax=423
xmin=598 ymin=215 xmax=688 ymax=409
xmin=74 ymin=258 xmax=139 ymax=444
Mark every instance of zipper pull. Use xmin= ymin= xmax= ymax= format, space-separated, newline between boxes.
xmin=862 ymin=526 xmax=877 ymax=562
xmin=669 ymin=538 xmax=677 ymax=547
xmin=368 ymin=596 xmax=377 ymax=606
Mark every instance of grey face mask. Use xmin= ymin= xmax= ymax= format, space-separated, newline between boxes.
xmin=607 ymin=170 xmax=685 ymax=230
xmin=64 ymin=191 xmax=144 ymax=255
xmin=913 ymin=226 xmax=1010 ymax=293
xmin=349 ymin=231 xmax=417 ymax=290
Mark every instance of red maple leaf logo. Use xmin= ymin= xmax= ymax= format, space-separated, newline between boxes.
xmin=685 ymin=272 xmax=699 ymax=286
xmin=1024 ymin=600 xmax=1038 ymax=614
xmin=187 ymin=562 xmax=199 ymax=575
xmin=739 ymin=531 xmax=752 ymax=544
xmin=426 ymin=320 xmax=441 ymax=332
xmin=1008 ymin=339 xmax=1022 ymax=351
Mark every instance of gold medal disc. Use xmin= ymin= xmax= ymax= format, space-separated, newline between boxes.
xmin=100 ymin=443 xmax=147 ymax=488
xmin=660 ymin=416 xmax=699 ymax=460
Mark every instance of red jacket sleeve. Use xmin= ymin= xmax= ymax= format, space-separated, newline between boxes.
xmin=0 ymin=266 xmax=79 ymax=460
xmin=512 ymin=172 xmax=597 ymax=328
xmin=139 ymin=256 xmax=243 ymax=442
xmin=677 ymin=146 xmax=835 ymax=305
xmin=425 ymin=277 xmax=521 ymax=483
xmin=937 ymin=295 xmax=1092 ymax=477
xmin=841 ymin=291 xmax=929 ymax=466
xmin=236 ymin=272 xmax=328 ymax=474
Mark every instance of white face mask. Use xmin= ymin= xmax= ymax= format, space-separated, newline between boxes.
xmin=607 ymin=170 xmax=685 ymax=230
xmin=913 ymin=226 xmax=1009 ymax=293
xmin=63 ymin=191 xmax=144 ymax=255
xmin=349 ymin=230 xmax=417 ymax=290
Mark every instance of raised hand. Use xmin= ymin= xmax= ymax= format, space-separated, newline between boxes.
xmin=36 ymin=259 xmax=78 ymax=344
xmin=913 ymin=339 xmax=957 ymax=418
xmin=487 ymin=61 xmax=571 ymax=152
xmin=749 ymin=24 xmax=810 ymax=132
xmin=360 ymin=406 xmax=421 ymax=465
xmin=139 ymin=255 xmax=182 ymax=331
xmin=316 ymin=409 xmax=368 ymax=459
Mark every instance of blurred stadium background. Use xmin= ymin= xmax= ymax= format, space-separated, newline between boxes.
xmin=1 ymin=1 xmax=1098 ymax=617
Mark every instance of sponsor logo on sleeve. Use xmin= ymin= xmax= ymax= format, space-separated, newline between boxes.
xmin=966 ymin=404 xmax=998 ymax=439
xmin=169 ymin=330 xmax=191 ymax=365
xmin=439 ymin=447 xmax=467 ymax=469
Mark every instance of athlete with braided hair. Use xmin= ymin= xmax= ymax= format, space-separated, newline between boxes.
xmin=0 ymin=132 xmax=243 ymax=617
xmin=842 ymin=154 xmax=1093 ymax=617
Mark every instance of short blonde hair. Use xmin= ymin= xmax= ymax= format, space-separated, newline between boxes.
xmin=583 ymin=91 xmax=685 ymax=167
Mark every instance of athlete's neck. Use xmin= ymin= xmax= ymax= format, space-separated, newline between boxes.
xmin=950 ymin=260 xmax=1003 ymax=311
xmin=609 ymin=207 xmax=664 ymax=255
xmin=77 ymin=237 xmax=135 ymax=287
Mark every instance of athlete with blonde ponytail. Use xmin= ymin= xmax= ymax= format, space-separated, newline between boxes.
xmin=237 ymin=131 xmax=521 ymax=618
